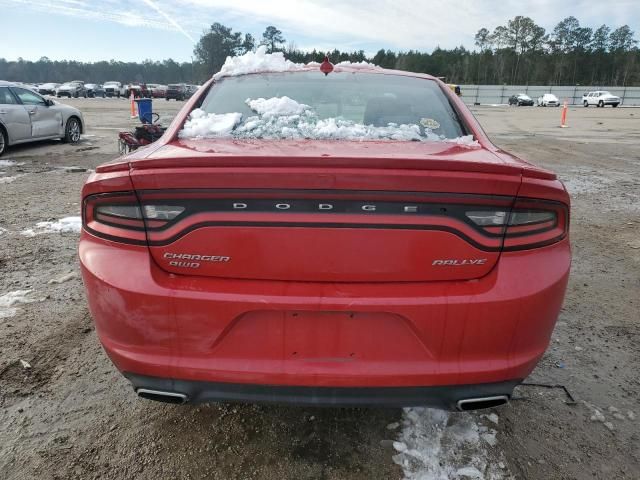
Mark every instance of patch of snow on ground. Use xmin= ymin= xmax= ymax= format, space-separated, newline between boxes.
xmin=0 ymin=160 xmax=24 ymax=167
xmin=21 ymin=216 xmax=81 ymax=236
xmin=0 ymin=175 xmax=24 ymax=184
xmin=393 ymin=408 xmax=509 ymax=480
xmin=0 ymin=290 xmax=43 ymax=319
xmin=180 ymin=109 xmax=242 ymax=138
xmin=0 ymin=227 xmax=6 ymax=236
xmin=214 ymin=45 xmax=305 ymax=80
xmin=560 ymin=169 xmax=613 ymax=195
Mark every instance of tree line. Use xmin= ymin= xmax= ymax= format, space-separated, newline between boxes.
xmin=1 ymin=17 xmax=638 ymax=86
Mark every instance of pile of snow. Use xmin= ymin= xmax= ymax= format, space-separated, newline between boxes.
xmin=180 ymin=97 xmax=465 ymax=143
xmin=335 ymin=60 xmax=380 ymax=70
xmin=246 ymin=96 xmax=309 ymax=117
xmin=446 ymin=135 xmax=480 ymax=147
xmin=180 ymin=110 xmax=242 ymax=138
xmin=214 ymin=45 xmax=305 ymax=80
xmin=0 ymin=290 xmax=43 ymax=319
xmin=21 ymin=216 xmax=82 ymax=236
xmin=392 ymin=408 xmax=509 ymax=480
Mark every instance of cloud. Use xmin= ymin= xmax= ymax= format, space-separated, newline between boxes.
xmin=139 ymin=0 xmax=196 ymax=43
xmin=177 ymin=0 xmax=639 ymax=51
xmin=3 ymin=0 xmax=186 ymax=34
xmin=2 ymin=0 xmax=638 ymax=54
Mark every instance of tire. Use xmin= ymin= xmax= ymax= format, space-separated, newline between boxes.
xmin=0 ymin=127 xmax=7 ymax=157
xmin=166 ymin=97 xmax=170 ymax=101
xmin=63 ymin=117 xmax=81 ymax=143
xmin=584 ymin=101 xmax=588 ymax=107
xmin=613 ymin=103 xmax=618 ymax=108
xmin=598 ymin=100 xmax=604 ymax=107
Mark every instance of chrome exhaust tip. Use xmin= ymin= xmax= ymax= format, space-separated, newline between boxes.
xmin=456 ymin=395 xmax=509 ymax=411
xmin=136 ymin=388 xmax=188 ymax=404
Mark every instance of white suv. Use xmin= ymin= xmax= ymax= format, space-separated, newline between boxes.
xmin=582 ymin=91 xmax=621 ymax=108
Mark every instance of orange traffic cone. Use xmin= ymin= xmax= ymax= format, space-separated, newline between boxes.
xmin=130 ymin=91 xmax=137 ymax=119
xmin=560 ymin=100 xmax=568 ymax=128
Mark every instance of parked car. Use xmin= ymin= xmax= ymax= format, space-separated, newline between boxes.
xmin=85 ymin=83 xmax=106 ymax=98
xmin=103 ymin=81 xmax=125 ymax=98
xmin=57 ymin=81 xmax=87 ymax=98
xmin=582 ymin=91 xmax=620 ymax=108
xmin=186 ymin=84 xmax=199 ymax=98
xmin=147 ymin=83 xmax=167 ymax=98
xmin=165 ymin=83 xmax=188 ymax=101
xmin=508 ymin=93 xmax=534 ymax=106
xmin=80 ymin=60 xmax=570 ymax=410
xmin=126 ymin=84 xmax=151 ymax=98
xmin=37 ymin=83 xmax=60 ymax=95
xmin=537 ymin=93 xmax=560 ymax=107
xmin=0 ymin=80 xmax=84 ymax=156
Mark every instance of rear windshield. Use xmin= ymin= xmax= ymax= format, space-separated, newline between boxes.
xmin=188 ymin=72 xmax=467 ymax=141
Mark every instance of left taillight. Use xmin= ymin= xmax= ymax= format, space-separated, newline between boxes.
xmin=83 ymin=192 xmax=187 ymax=245
xmin=83 ymin=192 xmax=147 ymax=245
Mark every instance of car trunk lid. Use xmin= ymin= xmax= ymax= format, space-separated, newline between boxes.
xmin=129 ymin=139 xmax=525 ymax=282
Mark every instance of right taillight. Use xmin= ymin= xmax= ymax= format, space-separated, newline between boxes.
xmin=466 ymin=198 xmax=568 ymax=251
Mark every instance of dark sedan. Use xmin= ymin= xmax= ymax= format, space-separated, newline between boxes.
xmin=508 ymin=94 xmax=534 ymax=106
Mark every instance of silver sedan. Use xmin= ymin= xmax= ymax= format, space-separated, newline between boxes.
xmin=0 ymin=80 xmax=84 ymax=156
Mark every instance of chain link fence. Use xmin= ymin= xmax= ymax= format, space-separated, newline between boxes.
xmin=459 ymin=85 xmax=640 ymax=106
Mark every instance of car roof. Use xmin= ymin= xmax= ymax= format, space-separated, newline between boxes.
xmin=0 ymin=80 xmax=17 ymax=87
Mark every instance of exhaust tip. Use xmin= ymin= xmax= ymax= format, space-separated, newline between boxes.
xmin=456 ymin=395 xmax=508 ymax=411
xmin=136 ymin=388 xmax=188 ymax=404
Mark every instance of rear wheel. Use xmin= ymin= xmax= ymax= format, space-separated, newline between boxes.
xmin=598 ymin=100 xmax=604 ymax=107
xmin=63 ymin=117 xmax=81 ymax=143
xmin=0 ymin=127 xmax=7 ymax=157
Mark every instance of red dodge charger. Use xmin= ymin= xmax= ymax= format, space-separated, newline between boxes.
xmin=80 ymin=59 xmax=570 ymax=410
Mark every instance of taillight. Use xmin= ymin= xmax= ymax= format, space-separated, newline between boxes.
xmin=465 ymin=198 xmax=568 ymax=251
xmin=83 ymin=192 xmax=186 ymax=244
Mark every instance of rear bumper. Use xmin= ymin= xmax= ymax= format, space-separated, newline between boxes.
xmin=80 ymin=233 xmax=570 ymax=397
xmin=127 ymin=373 xmax=520 ymax=409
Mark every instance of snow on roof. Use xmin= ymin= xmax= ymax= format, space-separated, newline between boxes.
xmin=214 ymin=45 xmax=305 ymax=80
xmin=213 ymin=46 xmax=381 ymax=81
xmin=334 ymin=60 xmax=381 ymax=70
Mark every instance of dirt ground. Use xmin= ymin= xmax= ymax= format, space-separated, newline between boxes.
xmin=0 ymin=99 xmax=638 ymax=479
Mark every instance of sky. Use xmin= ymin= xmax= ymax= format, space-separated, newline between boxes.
xmin=0 ymin=0 xmax=638 ymax=62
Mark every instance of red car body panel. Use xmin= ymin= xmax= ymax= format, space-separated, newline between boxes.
xmin=79 ymin=66 xmax=571 ymax=408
